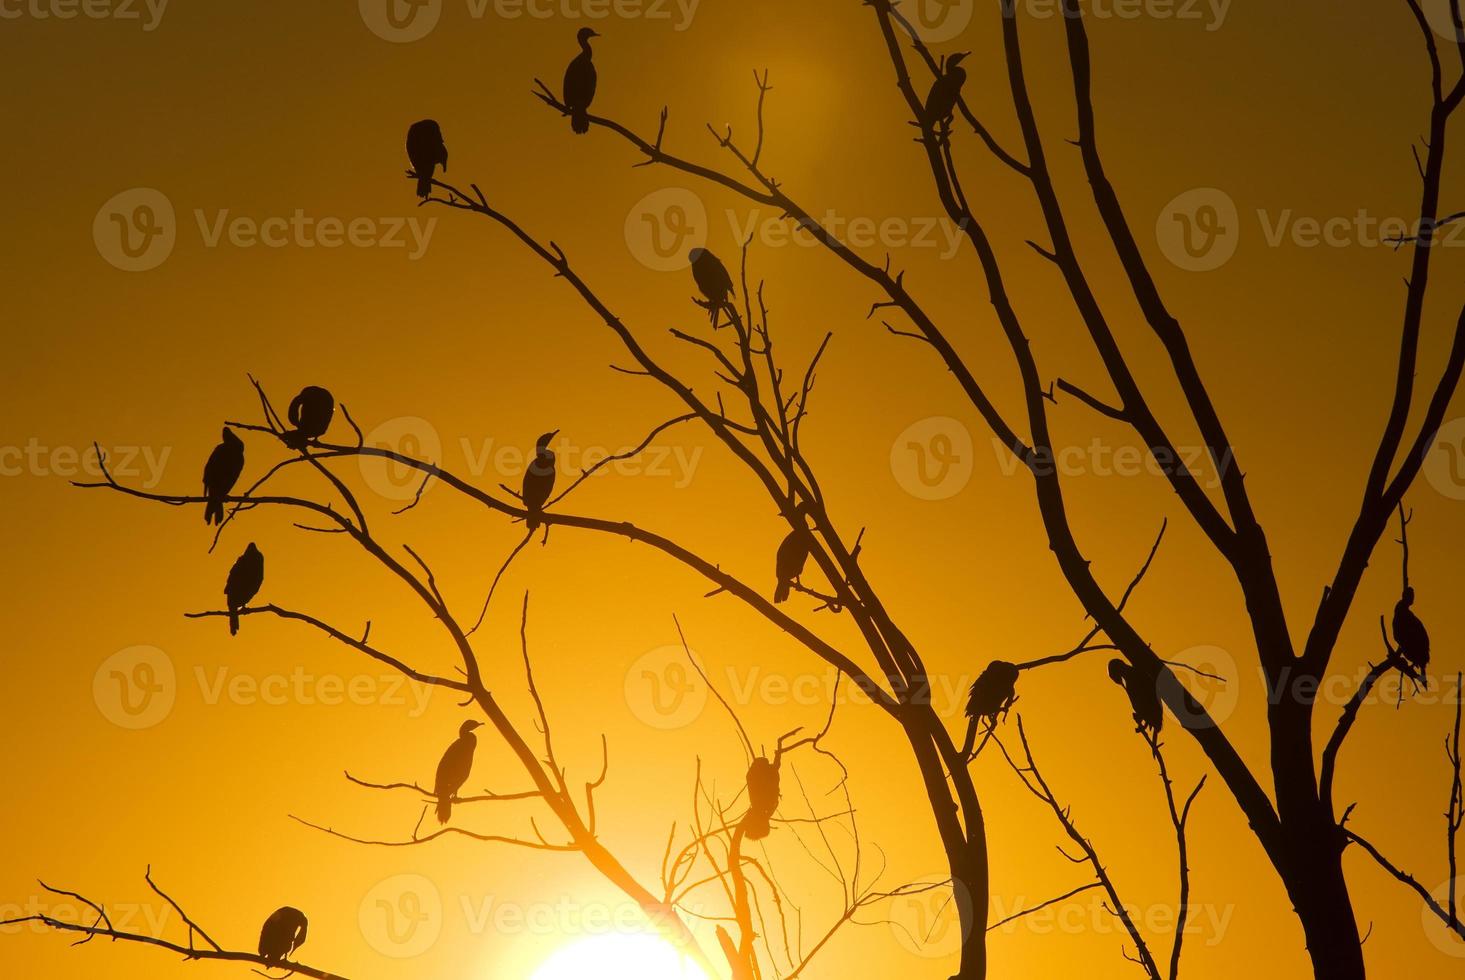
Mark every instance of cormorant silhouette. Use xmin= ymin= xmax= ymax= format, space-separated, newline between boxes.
xmin=225 ymin=543 xmax=264 ymax=636
xmin=961 ymin=660 xmax=1019 ymax=756
xmin=773 ymin=522 xmax=812 ymax=604
xmin=283 ymin=386 xmax=335 ymax=451
xmin=689 ymin=247 xmax=735 ymax=328
xmin=257 ymin=906 xmax=307 ymax=964
xmin=563 ymin=28 xmax=600 ymax=134
xmin=406 ymin=119 xmax=448 ymax=199
xmin=923 ymin=52 xmax=970 ymax=128
xmin=742 ymin=756 xmax=780 ymax=841
xmin=434 ymin=719 xmax=483 ymax=824
xmin=1108 ymin=659 xmax=1163 ymax=735
xmin=202 ymin=427 xmax=244 ymax=526
xmin=1393 ymin=586 xmax=1431 ymax=683
xmin=521 ymin=430 xmax=559 ymax=532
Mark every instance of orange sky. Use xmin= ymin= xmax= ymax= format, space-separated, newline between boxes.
xmin=4 ymin=1 xmax=1465 ymax=977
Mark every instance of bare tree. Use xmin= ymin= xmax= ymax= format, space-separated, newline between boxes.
xmin=16 ymin=2 xmax=1465 ymax=978
xmin=492 ymin=2 xmax=1465 ymax=976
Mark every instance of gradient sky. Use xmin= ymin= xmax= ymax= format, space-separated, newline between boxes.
xmin=4 ymin=1 xmax=1465 ymax=977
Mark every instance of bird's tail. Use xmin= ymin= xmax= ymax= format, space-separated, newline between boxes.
xmin=526 ymin=511 xmax=542 ymax=533
xmin=229 ymin=608 xmax=240 ymax=637
xmin=436 ymin=798 xmax=452 ymax=824
xmin=774 ymin=579 xmax=790 ymax=604
xmin=205 ymin=498 xmax=222 ymax=525
xmin=416 ymin=173 xmax=433 ymax=198
xmin=571 ymin=109 xmax=590 ymax=134
xmin=741 ymin=811 xmax=771 ymax=841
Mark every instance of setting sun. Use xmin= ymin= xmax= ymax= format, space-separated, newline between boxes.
xmin=530 ymin=935 xmax=712 ymax=980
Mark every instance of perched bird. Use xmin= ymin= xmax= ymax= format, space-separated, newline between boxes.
xmin=689 ymin=248 xmax=736 ymax=328
xmin=923 ymin=52 xmax=970 ymax=128
xmin=434 ymin=719 xmax=484 ymax=824
xmin=202 ymin=427 xmax=245 ymax=526
xmin=1108 ymin=659 xmax=1163 ymax=736
xmin=225 ymin=543 xmax=265 ymax=637
xmin=773 ymin=520 xmax=813 ymax=604
xmin=563 ymin=28 xmax=600 ymax=134
xmin=521 ymin=431 xmax=559 ymax=533
xmin=257 ymin=906 xmax=308 ymax=965
xmin=406 ymin=119 xmax=448 ymax=199
xmin=283 ymin=386 xmax=335 ymax=451
xmin=961 ymin=660 xmax=1020 ymax=756
xmin=742 ymin=756 xmax=780 ymax=841
xmin=1393 ymin=586 xmax=1431 ymax=684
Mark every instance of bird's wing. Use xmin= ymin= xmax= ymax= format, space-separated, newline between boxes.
xmin=434 ymin=737 xmax=474 ymax=797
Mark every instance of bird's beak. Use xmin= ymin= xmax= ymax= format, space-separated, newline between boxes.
xmin=468 ymin=721 xmax=484 ymax=730
xmin=546 ymin=429 xmax=561 ymax=441
xmin=589 ymin=30 xmax=601 ymax=37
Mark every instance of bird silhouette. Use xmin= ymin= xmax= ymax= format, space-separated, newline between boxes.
xmin=1109 ymin=659 xmax=1163 ymax=736
xmin=225 ymin=543 xmax=264 ymax=636
xmin=742 ymin=756 xmax=780 ymax=841
xmin=689 ymin=247 xmax=735 ymax=328
xmin=923 ymin=52 xmax=970 ymax=129
xmin=563 ymin=28 xmax=600 ymax=134
xmin=961 ymin=660 xmax=1019 ymax=756
xmin=406 ymin=119 xmax=448 ymax=199
xmin=283 ymin=386 xmax=335 ymax=451
xmin=773 ymin=522 xmax=812 ymax=604
xmin=1393 ymin=586 xmax=1431 ymax=685
xmin=434 ymin=719 xmax=483 ymax=824
xmin=202 ymin=427 xmax=245 ymax=526
xmin=521 ymin=431 xmax=559 ymax=532
xmin=257 ymin=906 xmax=308 ymax=965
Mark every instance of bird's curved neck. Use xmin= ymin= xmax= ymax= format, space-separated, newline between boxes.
xmin=578 ymin=36 xmax=594 ymax=54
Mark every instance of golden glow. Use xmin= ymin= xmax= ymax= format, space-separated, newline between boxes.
xmin=529 ymin=935 xmax=712 ymax=980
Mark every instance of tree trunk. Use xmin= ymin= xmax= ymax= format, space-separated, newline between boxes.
xmin=1271 ymin=693 xmax=1366 ymax=980
xmin=1284 ymin=828 xmax=1366 ymax=980
xmin=947 ymin=835 xmax=989 ymax=980
xmin=900 ymin=707 xmax=989 ymax=980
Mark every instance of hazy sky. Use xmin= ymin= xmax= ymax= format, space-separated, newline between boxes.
xmin=4 ymin=1 xmax=1465 ymax=977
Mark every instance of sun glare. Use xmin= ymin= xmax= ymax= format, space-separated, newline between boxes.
xmin=528 ymin=934 xmax=712 ymax=980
